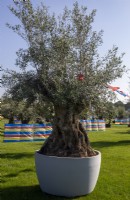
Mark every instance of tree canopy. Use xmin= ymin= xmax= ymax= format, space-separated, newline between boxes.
xmin=2 ymin=1 xmax=125 ymax=114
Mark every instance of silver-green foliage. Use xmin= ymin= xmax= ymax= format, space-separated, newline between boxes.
xmin=3 ymin=1 xmax=125 ymax=113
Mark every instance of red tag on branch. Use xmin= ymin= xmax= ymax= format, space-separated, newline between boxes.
xmin=77 ymin=73 xmax=84 ymax=81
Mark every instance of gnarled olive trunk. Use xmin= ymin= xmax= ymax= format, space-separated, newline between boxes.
xmin=40 ymin=106 xmax=96 ymax=157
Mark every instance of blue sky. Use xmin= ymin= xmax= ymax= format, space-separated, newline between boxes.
xmin=0 ymin=0 xmax=130 ymax=102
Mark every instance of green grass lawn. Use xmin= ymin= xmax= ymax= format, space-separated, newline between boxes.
xmin=0 ymin=120 xmax=130 ymax=200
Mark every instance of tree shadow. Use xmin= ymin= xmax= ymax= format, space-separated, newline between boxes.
xmin=1 ymin=185 xmax=80 ymax=200
xmin=118 ymin=130 xmax=130 ymax=134
xmin=0 ymin=128 xmax=4 ymax=136
xmin=4 ymin=169 xmax=34 ymax=178
xmin=91 ymin=140 xmax=130 ymax=149
xmin=0 ymin=152 xmax=34 ymax=160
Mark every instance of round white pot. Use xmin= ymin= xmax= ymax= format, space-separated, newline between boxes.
xmin=35 ymin=150 xmax=101 ymax=197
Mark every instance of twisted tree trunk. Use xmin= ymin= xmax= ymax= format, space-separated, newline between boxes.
xmin=40 ymin=106 xmax=96 ymax=157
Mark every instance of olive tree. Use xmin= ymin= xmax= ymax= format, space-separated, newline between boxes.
xmin=2 ymin=1 xmax=125 ymax=157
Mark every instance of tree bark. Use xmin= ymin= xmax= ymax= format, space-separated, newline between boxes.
xmin=40 ymin=106 xmax=96 ymax=157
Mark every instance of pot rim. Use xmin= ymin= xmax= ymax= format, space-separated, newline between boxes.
xmin=35 ymin=149 xmax=101 ymax=159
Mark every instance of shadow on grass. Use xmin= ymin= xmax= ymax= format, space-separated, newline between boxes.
xmin=4 ymin=169 xmax=34 ymax=178
xmin=0 ymin=128 xmax=4 ymax=136
xmin=0 ymin=152 xmax=34 ymax=160
xmin=1 ymin=185 xmax=79 ymax=200
xmin=92 ymin=140 xmax=130 ymax=149
xmin=119 ymin=130 xmax=130 ymax=134
xmin=105 ymin=128 xmax=130 ymax=135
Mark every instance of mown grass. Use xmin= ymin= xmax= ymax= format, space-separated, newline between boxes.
xmin=0 ymin=120 xmax=130 ymax=200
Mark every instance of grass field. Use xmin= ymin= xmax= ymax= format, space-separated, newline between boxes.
xmin=0 ymin=119 xmax=130 ymax=200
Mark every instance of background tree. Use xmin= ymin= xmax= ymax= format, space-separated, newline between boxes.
xmin=105 ymin=103 xmax=116 ymax=124
xmin=0 ymin=96 xmax=17 ymax=119
xmin=1 ymin=95 xmax=53 ymax=123
xmin=115 ymin=106 xmax=127 ymax=119
xmin=114 ymin=101 xmax=124 ymax=108
xmin=124 ymin=101 xmax=130 ymax=111
xmin=2 ymin=1 xmax=125 ymax=157
xmin=102 ymin=102 xmax=116 ymax=125
xmin=1 ymin=96 xmax=31 ymax=123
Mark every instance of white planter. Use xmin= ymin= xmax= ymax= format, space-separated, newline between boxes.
xmin=35 ymin=150 xmax=101 ymax=197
